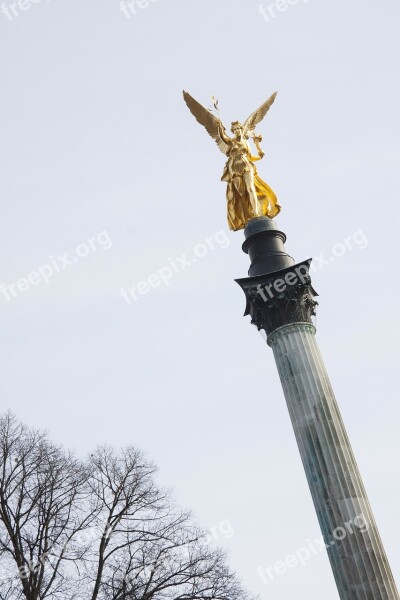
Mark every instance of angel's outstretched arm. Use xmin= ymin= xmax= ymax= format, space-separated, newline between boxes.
xmin=218 ymin=122 xmax=231 ymax=146
xmin=248 ymin=136 xmax=265 ymax=162
xmin=253 ymin=135 xmax=265 ymax=158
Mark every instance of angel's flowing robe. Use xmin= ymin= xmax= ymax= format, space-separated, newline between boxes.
xmin=221 ymin=139 xmax=281 ymax=231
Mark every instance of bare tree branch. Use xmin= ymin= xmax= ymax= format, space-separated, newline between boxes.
xmin=0 ymin=415 xmax=254 ymax=600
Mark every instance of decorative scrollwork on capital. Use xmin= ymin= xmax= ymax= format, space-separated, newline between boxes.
xmin=236 ymin=260 xmax=318 ymax=337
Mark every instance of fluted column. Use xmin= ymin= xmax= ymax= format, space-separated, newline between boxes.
xmin=268 ymin=322 xmax=399 ymax=599
xmin=235 ymin=216 xmax=399 ymax=600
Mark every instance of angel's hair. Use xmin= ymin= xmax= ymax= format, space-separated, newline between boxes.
xmin=230 ymin=121 xmax=243 ymax=132
xmin=231 ymin=121 xmax=250 ymax=139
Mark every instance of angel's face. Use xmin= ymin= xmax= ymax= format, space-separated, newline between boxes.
xmin=232 ymin=125 xmax=243 ymax=139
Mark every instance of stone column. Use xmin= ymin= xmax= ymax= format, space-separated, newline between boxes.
xmin=236 ymin=217 xmax=399 ymax=600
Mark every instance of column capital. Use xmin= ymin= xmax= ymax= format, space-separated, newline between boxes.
xmin=235 ymin=260 xmax=318 ymax=337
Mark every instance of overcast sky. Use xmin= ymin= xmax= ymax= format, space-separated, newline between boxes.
xmin=1 ymin=0 xmax=400 ymax=598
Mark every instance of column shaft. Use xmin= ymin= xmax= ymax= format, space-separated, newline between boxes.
xmin=269 ymin=322 xmax=399 ymax=600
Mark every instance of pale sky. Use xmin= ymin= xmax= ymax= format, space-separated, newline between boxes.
xmin=1 ymin=1 xmax=400 ymax=599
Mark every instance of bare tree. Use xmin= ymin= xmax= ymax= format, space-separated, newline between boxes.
xmin=0 ymin=414 xmax=96 ymax=600
xmin=0 ymin=415 xmax=253 ymax=600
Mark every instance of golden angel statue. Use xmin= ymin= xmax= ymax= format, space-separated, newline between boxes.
xmin=183 ymin=90 xmax=281 ymax=231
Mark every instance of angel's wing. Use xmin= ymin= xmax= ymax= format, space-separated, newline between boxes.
xmin=243 ymin=92 xmax=278 ymax=136
xmin=183 ymin=91 xmax=229 ymax=155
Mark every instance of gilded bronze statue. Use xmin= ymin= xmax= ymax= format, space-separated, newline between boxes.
xmin=183 ymin=91 xmax=281 ymax=231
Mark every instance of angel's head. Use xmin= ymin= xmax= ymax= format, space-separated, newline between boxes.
xmin=231 ymin=121 xmax=244 ymax=139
